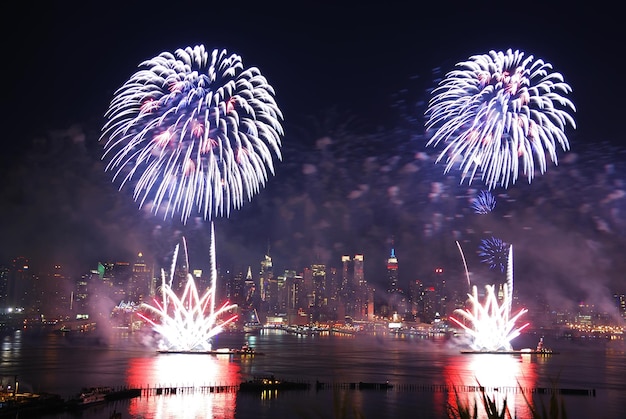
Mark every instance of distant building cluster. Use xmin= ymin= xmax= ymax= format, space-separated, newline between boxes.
xmin=1 ymin=246 xmax=625 ymax=334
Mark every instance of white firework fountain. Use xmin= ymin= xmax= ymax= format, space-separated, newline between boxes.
xmin=451 ymin=245 xmax=530 ymax=352
xmin=139 ymin=225 xmax=238 ymax=353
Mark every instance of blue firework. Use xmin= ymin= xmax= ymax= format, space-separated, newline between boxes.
xmin=426 ymin=49 xmax=576 ymax=189
xmin=478 ymin=237 xmax=509 ymax=272
xmin=472 ymin=190 xmax=496 ymax=214
xmin=101 ymin=45 xmax=284 ymax=224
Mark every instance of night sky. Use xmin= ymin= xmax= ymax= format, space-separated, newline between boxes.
xmin=2 ymin=2 xmax=624 ymax=313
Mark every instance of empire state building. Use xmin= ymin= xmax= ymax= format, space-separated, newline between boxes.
xmin=387 ymin=248 xmax=398 ymax=294
xmin=386 ymin=247 xmax=400 ymax=315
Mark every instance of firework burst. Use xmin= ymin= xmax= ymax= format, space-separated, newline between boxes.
xmin=426 ymin=49 xmax=575 ymax=189
xmin=101 ymin=45 xmax=284 ymax=223
xmin=471 ymin=190 xmax=496 ymax=214
xmin=478 ymin=237 xmax=509 ymax=272
xmin=452 ymin=246 xmax=529 ymax=351
xmin=139 ymin=229 xmax=238 ymax=352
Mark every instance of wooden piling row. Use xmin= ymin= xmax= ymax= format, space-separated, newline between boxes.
xmin=136 ymin=382 xmax=595 ymax=397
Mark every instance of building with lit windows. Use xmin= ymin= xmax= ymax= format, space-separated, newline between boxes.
xmin=385 ymin=247 xmax=401 ymax=316
xmin=129 ymin=252 xmax=153 ymax=303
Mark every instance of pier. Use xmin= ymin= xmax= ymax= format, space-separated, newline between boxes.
xmin=0 ymin=381 xmax=597 ymax=417
xmin=131 ymin=382 xmax=596 ymax=397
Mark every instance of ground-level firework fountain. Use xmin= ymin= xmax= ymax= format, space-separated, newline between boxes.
xmin=138 ymin=225 xmax=238 ymax=353
xmin=451 ymin=246 xmax=531 ymax=352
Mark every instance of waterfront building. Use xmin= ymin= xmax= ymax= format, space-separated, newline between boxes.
xmin=259 ymin=254 xmax=273 ymax=303
xmin=7 ymin=256 xmax=32 ymax=310
xmin=129 ymin=252 xmax=152 ymax=303
xmin=385 ymin=247 xmax=401 ymax=317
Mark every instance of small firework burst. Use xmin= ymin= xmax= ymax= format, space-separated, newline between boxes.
xmin=478 ymin=237 xmax=509 ymax=272
xmin=472 ymin=190 xmax=496 ymax=214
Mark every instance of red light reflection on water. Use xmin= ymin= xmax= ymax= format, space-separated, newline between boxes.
xmin=444 ymin=353 xmax=538 ymax=418
xmin=125 ymin=354 xmax=241 ymax=418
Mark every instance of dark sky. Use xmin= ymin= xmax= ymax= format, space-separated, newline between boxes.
xmin=2 ymin=1 xmax=625 ymax=312
xmin=6 ymin=2 xmax=623 ymax=141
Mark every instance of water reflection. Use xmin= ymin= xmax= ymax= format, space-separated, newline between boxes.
xmin=126 ymin=353 xmax=241 ymax=418
xmin=444 ymin=354 xmax=538 ymax=418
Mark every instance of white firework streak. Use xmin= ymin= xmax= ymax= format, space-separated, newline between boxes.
xmin=139 ymin=225 xmax=237 ymax=351
xmin=451 ymin=246 xmax=529 ymax=351
xmin=426 ymin=49 xmax=576 ymax=189
xmin=101 ymin=45 xmax=283 ymax=223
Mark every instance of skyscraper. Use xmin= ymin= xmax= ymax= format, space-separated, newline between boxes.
xmin=8 ymin=256 xmax=31 ymax=310
xmin=341 ymin=255 xmax=351 ymax=296
xmin=129 ymin=252 xmax=153 ymax=303
xmin=311 ymin=263 xmax=327 ymax=312
xmin=244 ymin=266 xmax=256 ymax=309
xmin=387 ymin=248 xmax=398 ymax=294
xmin=259 ymin=254 xmax=273 ymax=303
xmin=354 ymin=255 xmax=364 ymax=287
xmin=385 ymin=247 xmax=400 ymax=316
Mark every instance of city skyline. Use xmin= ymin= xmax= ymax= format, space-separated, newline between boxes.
xmin=2 ymin=237 xmax=624 ymax=326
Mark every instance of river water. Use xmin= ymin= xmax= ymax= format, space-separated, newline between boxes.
xmin=1 ymin=328 xmax=624 ymax=418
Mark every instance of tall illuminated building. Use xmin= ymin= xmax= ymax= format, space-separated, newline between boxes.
xmin=327 ymin=267 xmax=339 ymax=304
xmin=433 ymin=267 xmax=448 ymax=317
xmin=0 ymin=265 xmax=9 ymax=309
xmin=227 ymin=269 xmax=245 ymax=306
xmin=243 ymin=266 xmax=256 ymax=309
xmin=352 ymin=254 xmax=369 ymax=321
xmin=7 ymin=257 xmax=31 ymax=309
xmin=259 ymin=254 xmax=273 ymax=303
xmin=130 ymin=252 xmax=153 ymax=303
xmin=354 ymin=255 xmax=364 ymax=286
xmin=409 ymin=279 xmax=425 ymax=322
xmin=282 ymin=270 xmax=301 ymax=310
xmin=386 ymin=247 xmax=400 ymax=316
xmin=310 ymin=263 xmax=327 ymax=322
xmin=44 ymin=264 xmax=70 ymax=318
xmin=387 ymin=249 xmax=398 ymax=293
xmin=341 ymin=255 xmax=351 ymax=295
xmin=311 ymin=264 xmax=326 ymax=306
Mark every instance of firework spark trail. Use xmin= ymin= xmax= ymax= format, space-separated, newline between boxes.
xmin=426 ymin=49 xmax=575 ymax=189
xmin=101 ymin=45 xmax=284 ymax=224
xmin=456 ymin=240 xmax=471 ymax=289
xmin=451 ymin=245 xmax=529 ymax=351
xmin=139 ymin=225 xmax=237 ymax=351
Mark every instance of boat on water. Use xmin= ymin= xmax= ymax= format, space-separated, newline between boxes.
xmin=69 ymin=386 xmax=113 ymax=407
xmin=230 ymin=343 xmax=263 ymax=355
xmin=158 ymin=344 xmax=264 ymax=356
xmin=243 ymin=308 xmax=264 ymax=333
xmin=460 ymin=350 xmax=559 ymax=355
xmin=243 ymin=323 xmax=264 ymax=333
xmin=460 ymin=337 xmax=559 ymax=355
xmin=67 ymin=386 xmax=142 ymax=409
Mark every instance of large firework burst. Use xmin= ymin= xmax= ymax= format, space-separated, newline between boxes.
xmin=425 ymin=49 xmax=575 ymax=189
xmin=101 ymin=45 xmax=284 ymax=223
